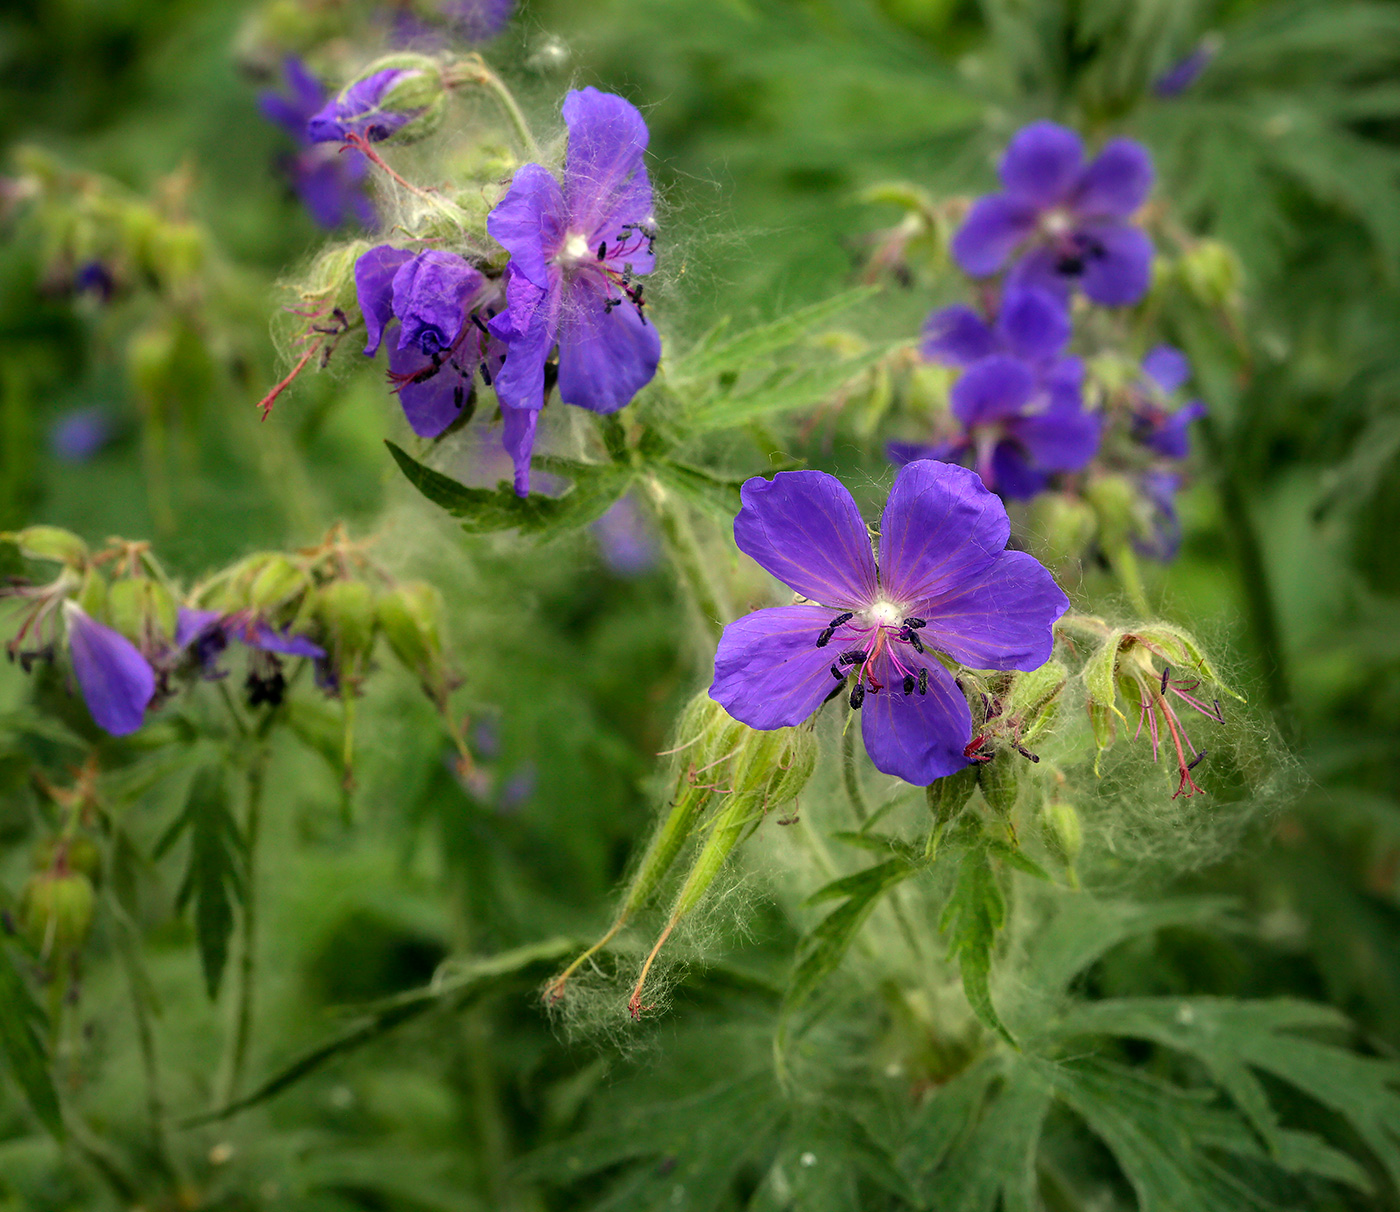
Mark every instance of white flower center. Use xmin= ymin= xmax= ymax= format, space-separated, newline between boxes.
xmin=1041 ymin=208 xmax=1073 ymax=238
xmin=557 ymin=231 xmax=592 ymax=266
xmin=864 ymin=599 xmax=905 ymax=628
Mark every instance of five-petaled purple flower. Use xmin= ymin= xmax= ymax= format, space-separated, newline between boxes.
xmin=356 ymin=246 xmax=503 ymax=438
xmin=62 ymin=601 xmax=156 ymax=737
xmin=486 ymin=87 xmax=660 ymax=495
xmin=307 ymin=67 xmax=425 ymax=144
xmin=890 ymin=286 xmax=1101 ymax=499
xmin=953 ymin=121 xmax=1155 ymax=307
xmin=1130 ymin=345 xmax=1206 ymax=459
xmin=259 ymin=58 xmax=376 ymax=229
xmin=709 ymin=462 xmax=1068 ymax=785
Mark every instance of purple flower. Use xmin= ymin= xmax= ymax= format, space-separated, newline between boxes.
xmin=50 ymin=407 xmax=114 ymax=463
xmin=259 ymin=58 xmax=376 ymax=229
xmin=486 ymin=88 xmax=660 ymax=495
xmin=709 ymin=462 xmax=1068 ymax=785
xmin=891 ymin=287 xmax=1100 ymax=499
xmin=73 ymin=261 xmax=116 ymax=302
xmin=356 ymin=246 xmax=503 ymax=438
xmin=1134 ymin=469 xmax=1184 ymax=561
xmin=307 ymin=67 xmax=424 ymax=144
xmin=592 ymin=494 xmax=658 ymax=576
xmin=1131 ymin=345 xmax=1206 ymax=459
xmin=443 ymin=0 xmax=514 ymax=40
xmin=62 ymin=602 xmax=155 ymax=736
xmin=952 ymin=122 xmax=1155 ymax=307
xmin=1154 ymin=40 xmax=1217 ymax=98
xmin=177 ymin=607 xmax=325 ymax=677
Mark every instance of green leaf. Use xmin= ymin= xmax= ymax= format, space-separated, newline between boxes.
xmin=897 ymin=1058 xmax=999 ymax=1195
xmin=0 ymin=941 xmax=62 ymax=1138
xmin=649 ymin=459 xmax=745 ymax=524
xmin=668 ymin=287 xmax=878 ymax=383
xmin=939 ymin=842 xmax=1013 ymax=1046
xmin=1054 ymin=997 xmax=1399 ymax=1191
xmin=783 ymin=856 xmax=920 ymax=1021
xmin=174 ymin=766 xmax=243 ymax=1000
xmin=385 ymin=441 xmax=630 ymax=536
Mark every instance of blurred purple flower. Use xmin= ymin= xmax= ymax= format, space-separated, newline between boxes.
xmin=1154 ymin=39 xmax=1217 ymax=97
xmin=496 ymin=762 xmax=536 ymax=813
xmin=1131 ymin=345 xmax=1206 ymax=459
xmin=487 ymin=87 xmax=660 ymax=495
xmin=307 ymin=67 xmax=424 ymax=144
xmin=63 ymin=602 xmax=155 ymax=736
xmin=592 ymin=494 xmax=658 ymax=576
xmin=258 ymin=57 xmax=376 ymax=229
xmin=178 ymin=607 xmax=325 ymax=675
xmin=73 ymin=261 xmax=116 ymax=302
xmin=1134 ymin=469 xmax=1184 ymax=561
xmin=709 ymin=462 xmax=1067 ymax=785
xmin=952 ymin=121 xmax=1155 ymax=307
xmin=443 ymin=0 xmax=514 ymax=40
xmin=49 ymin=407 xmax=114 ymax=463
xmin=356 ymin=246 xmax=504 ymax=437
xmin=890 ymin=287 xmax=1100 ymax=499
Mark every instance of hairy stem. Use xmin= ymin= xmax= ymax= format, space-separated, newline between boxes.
xmin=642 ymin=475 xmax=728 ymax=643
xmin=452 ymin=56 xmax=541 ymax=160
xmin=841 ymin=712 xmax=868 ymax=822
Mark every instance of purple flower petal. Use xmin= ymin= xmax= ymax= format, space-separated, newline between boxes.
xmin=999 ymin=121 xmax=1083 ymax=208
xmin=388 ymin=342 xmax=475 ymax=437
xmin=734 ymin=471 xmax=879 ymax=608
xmin=486 ymin=163 xmax=567 ymax=290
xmin=709 ymin=604 xmax=851 ymax=730
xmin=1007 ymin=405 xmax=1101 ymax=472
xmin=921 ymin=305 xmax=997 ymax=367
xmin=986 ymin=441 xmax=1049 ymax=500
xmin=1135 ymin=470 xmax=1183 ymax=560
xmin=561 ymin=87 xmax=653 ymax=246
xmin=995 ymin=286 xmax=1070 ymax=365
xmin=391 ymin=250 xmax=481 ymax=356
xmin=951 ymin=194 xmax=1037 ymax=277
xmin=1079 ymin=223 xmax=1154 ymax=307
xmin=1143 ymin=400 xmax=1207 ymax=459
xmin=556 ymin=287 xmax=660 ymax=414
xmin=1005 ymin=246 xmax=1071 ymax=302
xmin=949 ymin=355 xmax=1036 ymax=427
xmin=887 ymin=438 xmax=966 ymax=468
xmin=1075 ymin=138 xmax=1154 ymax=218
xmin=176 ymin=607 xmax=222 ymax=648
xmin=918 ymin=550 xmax=1068 ymax=671
xmin=356 ymin=246 xmax=415 ymax=356
xmin=500 ymin=405 xmax=539 ymax=497
xmin=1142 ymin=344 xmax=1190 ymax=394
xmin=859 ymin=653 xmax=971 ymax=784
xmin=294 ymin=150 xmax=374 ymax=230
xmin=246 ymin=622 xmax=326 ymax=659
xmin=443 ymin=0 xmax=515 ymax=40
xmin=877 ymin=461 xmax=1009 ymax=608
xmin=63 ymin=603 xmax=155 ymax=736
xmin=307 ymin=68 xmax=421 ymax=143
xmin=487 ymin=265 xmax=562 ymax=415
xmin=1155 ymin=44 xmax=1214 ymax=97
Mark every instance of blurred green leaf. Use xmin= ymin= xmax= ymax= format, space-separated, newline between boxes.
xmin=0 ymin=940 xmax=62 ymax=1140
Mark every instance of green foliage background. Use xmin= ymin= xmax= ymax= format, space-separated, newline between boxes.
xmin=3 ymin=0 xmax=1400 ymax=1208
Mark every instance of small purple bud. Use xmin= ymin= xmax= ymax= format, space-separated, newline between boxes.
xmin=49 ymin=407 xmax=114 ymax=463
xmin=62 ymin=601 xmax=155 ymax=736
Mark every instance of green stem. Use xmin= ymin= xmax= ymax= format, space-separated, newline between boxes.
xmin=216 ymin=747 xmax=267 ymax=1107
xmin=454 ymin=57 xmax=541 ymax=159
xmin=642 ymin=476 xmax=727 ymax=642
xmin=841 ymin=712 xmax=868 ymax=823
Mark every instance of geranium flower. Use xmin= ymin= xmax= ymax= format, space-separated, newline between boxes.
xmin=258 ymin=58 xmax=375 ymax=229
xmin=952 ymin=121 xmax=1155 ymax=307
xmin=709 ymin=462 xmax=1068 ymax=785
xmin=307 ymin=66 xmax=426 ymax=144
xmin=62 ymin=602 xmax=155 ymax=736
xmin=355 ymin=246 xmax=503 ymax=437
xmin=486 ymin=87 xmax=660 ymax=495
xmin=890 ymin=287 xmax=1100 ymax=499
xmin=1130 ymin=345 xmax=1207 ymax=459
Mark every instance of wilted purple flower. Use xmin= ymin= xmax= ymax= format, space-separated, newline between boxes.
xmin=50 ymin=407 xmax=114 ymax=463
xmin=1131 ymin=345 xmax=1206 ymax=459
xmin=444 ymin=0 xmax=514 ymax=40
xmin=890 ymin=287 xmax=1100 ymax=499
xmin=487 ymin=87 xmax=660 ymax=495
xmin=952 ymin=122 xmax=1155 ymax=307
xmin=356 ymin=246 xmax=503 ymax=437
xmin=307 ymin=67 xmax=425 ymax=144
xmin=592 ymin=494 xmax=658 ymax=576
xmin=709 ymin=462 xmax=1068 ymax=785
xmin=1154 ymin=39 xmax=1218 ymax=97
xmin=62 ymin=602 xmax=155 ymax=736
xmin=259 ymin=58 xmax=376 ymax=229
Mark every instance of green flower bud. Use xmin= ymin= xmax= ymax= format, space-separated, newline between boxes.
xmin=1042 ymin=799 xmax=1083 ymax=866
xmin=904 ymin=362 xmax=955 ymax=420
xmin=926 ymin=764 xmax=977 ymax=828
xmin=1004 ymin=660 xmax=1068 ymax=747
xmin=1025 ymin=492 xmax=1098 ymax=568
xmin=19 ymin=870 xmax=95 ymax=955
xmin=1178 ymin=239 xmax=1243 ymax=311
xmin=32 ymin=835 xmax=102 ymax=884
xmin=303 ymin=240 xmax=370 ymax=318
xmin=147 ymin=220 xmax=205 ymax=290
xmin=978 ymin=753 xmax=1019 ymax=817
xmin=352 ymin=54 xmax=448 ymax=144
xmin=75 ymin=570 xmax=108 ymax=620
xmin=763 ymin=727 xmax=817 ymax=807
xmin=317 ymin=579 xmax=377 ymax=664
xmin=1085 ymin=474 xmax=1140 ymax=550
xmin=3 ymin=526 xmax=87 ymax=566
xmin=248 ymin=555 xmax=308 ymax=614
xmin=376 ymin=581 xmax=444 ymax=677
xmin=108 ymin=575 xmax=177 ymax=648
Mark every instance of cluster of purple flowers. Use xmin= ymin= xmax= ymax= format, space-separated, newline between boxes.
xmin=894 ymin=121 xmax=1206 ymax=560
xmin=352 ymin=87 xmax=660 ymax=495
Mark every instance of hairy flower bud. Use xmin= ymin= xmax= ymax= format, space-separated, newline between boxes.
xmin=1042 ymin=798 xmax=1083 ymax=866
xmin=1026 ymin=492 xmax=1098 ymax=568
xmin=376 ymin=581 xmax=444 ymax=677
xmin=317 ymin=579 xmax=377 ymax=669
xmin=248 ymin=555 xmax=308 ymax=614
xmin=978 ymin=752 xmax=1020 ymax=817
xmin=19 ymin=870 xmax=95 ymax=956
xmin=1178 ymin=239 xmax=1242 ymax=312
xmin=32 ymin=835 xmax=102 ymax=884
xmin=309 ymin=56 xmax=447 ymax=145
xmin=3 ymin=526 xmax=88 ymax=566
xmin=108 ymin=575 xmax=177 ymax=651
